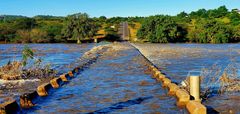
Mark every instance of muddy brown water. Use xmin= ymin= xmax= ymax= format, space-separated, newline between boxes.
xmin=22 ymin=43 xmax=184 ymax=113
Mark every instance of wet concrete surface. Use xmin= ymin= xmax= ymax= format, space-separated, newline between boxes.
xmin=23 ymin=43 xmax=183 ymax=114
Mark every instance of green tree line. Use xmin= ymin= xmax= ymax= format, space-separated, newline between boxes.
xmin=0 ymin=6 xmax=239 ymax=43
xmin=0 ymin=16 xmax=64 ymax=43
xmin=0 ymin=13 xmax=127 ymax=43
xmin=137 ymin=6 xmax=240 ymax=43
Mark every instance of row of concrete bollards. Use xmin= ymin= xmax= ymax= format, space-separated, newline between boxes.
xmin=22 ymin=57 xmax=98 ymax=107
xmin=148 ymin=65 xmax=207 ymax=114
xmin=0 ymin=56 xmax=98 ymax=114
xmin=0 ymin=44 xmax=112 ymax=114
xmin=19 ymin=61 xmax=95 ymax=109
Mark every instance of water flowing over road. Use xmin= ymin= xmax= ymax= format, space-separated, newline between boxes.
xmin=23 ymin=43 xmax=182 ymax=113
xmin=2 ymin=42 xmax=239 ymax=113
xmin=132 ymin=43 xmax=240 ymax=113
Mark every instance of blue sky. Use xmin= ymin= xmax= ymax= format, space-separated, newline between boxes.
xmin=0 ymin=0 xmax=239 ymax=17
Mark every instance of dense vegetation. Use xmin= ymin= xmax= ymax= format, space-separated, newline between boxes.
xmin=0 ymin=15 xmax=65 ymax=43
xmin=0 ymin=6 xmax=239 ymax=43
xmin=0 ymin=14 xmax=124 ymax=43
xmin=62 ymin=13 xmax=99 ymax=44
xmin=137 ymin=6 xmax=240 ymax=43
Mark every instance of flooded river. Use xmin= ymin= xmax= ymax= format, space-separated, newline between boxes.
xmin=0 ymin=43 xmax=96 ymax=73
xmin=23 ymin=43 xmax=183 ymax=113
xmin=1 ymin=42 xmax=240 ymax=113
xmin=133 ymin=43 xmax=240 ymax=113
xmin=0 ymin=43 xmax=95 ymax=104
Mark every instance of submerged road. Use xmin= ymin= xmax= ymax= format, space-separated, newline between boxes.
xmin=119 ymin=22 xmax=129 ymax=41
xmin=23 ymin=43 xmax=183 ymax=113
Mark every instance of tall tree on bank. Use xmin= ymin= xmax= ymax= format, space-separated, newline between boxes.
xmin=137 ymin=15 xmax=186 ymax=43
xmin=187 ymin=19 xmax=231 ymax=43
xmin=62 ymin=13 xmax=98 ymax=44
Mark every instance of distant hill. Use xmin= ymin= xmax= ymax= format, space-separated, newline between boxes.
xmin=0 ymin=15 xmax=28 ymax=21
xmin=0 ymin=15 xmax=65 ymax=21
xmin=33 ymin=15 xmax=64 ymax=20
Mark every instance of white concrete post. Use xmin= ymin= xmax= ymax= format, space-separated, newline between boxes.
xmin=190 ymin=76 xmax=200 ymax=101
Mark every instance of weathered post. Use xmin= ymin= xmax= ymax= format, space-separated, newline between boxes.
xmin=189 ymin=76 xmax=200 ymax=101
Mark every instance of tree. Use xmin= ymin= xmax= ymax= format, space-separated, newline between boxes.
xmin=208 ymin=6 xmax=228 ymax=18
xmin=187 ymin=19 xmax=231 ymax=43
xmin=16 ymin=30 xmax=31 ymax=43
xmin=0 ymin=23 xmax=15 ymax=42
xmin=38 ymin=21 xmax=64 ymax=42
xmin=14 ymin=18 xmax=36 ymax=30
xmin=231 ymin=25 xmax=240 ymax=42
xmin=16 ymin=29 xmax=48 ymax=43
xmin=177 ymin=11 xmax=189 ymax=18
xmin=30 ymin=29 xmax=49 ymax=43
xmin=228 ymin=11 xmax=240 ymax=25
xmin=190 ymin=9 xmax=208 ymax=18
xmin=62 ymin=13 xmax=99 ymax=44
xmin=99 ymin=16 xmax=107 ymax=22
xmin=137 ymin=15 xmax=186 ymax=43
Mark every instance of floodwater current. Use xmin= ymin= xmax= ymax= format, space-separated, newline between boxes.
xmin=0 ymin=43 xmax=96 ymax=73
xmin=133 ymin=43 xmax=240 ymax=113
xmin=0 ymin=43 xmax=240 ymax=113
xmin=23 ymin=43 xmax=183 ymax=113
xmin=0 ymin=43 xmax=95 ymax=104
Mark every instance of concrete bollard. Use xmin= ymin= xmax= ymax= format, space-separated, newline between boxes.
xmin=162 ymin=78 xmax=171 ymax=88
xmin=60 ymin=74 xmax=68 ymax=82
xmin=153 ymin=68 xmax=159 ymax=73
xmin=37 ymin=83 xmax=52 ymax=97
xmin=0 ymin=99 xmax=20 ymax=114
xmin=167 ymin=83 xmax=180 ymax=96
xmin=186 ymin=101 xmax=206 ymax=114
xmin=152 ymin=68 xmax=158 ymax=74
xmin=153 ymin=71 xmax=161 ymax=78
xmin=20 ymin=91 xmax=38 ymax=108
xmin=68 ymin=71 xmax=74 ymax=77
xmin=156 ymin=73 xmax=166 ymax=81
xmin=190 ymin=76 xmax=200 ymax=101
xmin=176 ymin=89 xmax=190 ymax=107
xmin=148 ymin=65 xmax=154 ymax=70
xmin=156 ymin=74 xmax=162 ymax=81
xmin=50 ymin=77 xmax=63 ymax=89
xmin=148 ymin=65 xmax=155 ymax=72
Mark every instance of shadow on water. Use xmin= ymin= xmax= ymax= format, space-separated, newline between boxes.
xmin=201 ymin=88 xmax=220 ymax=102
xmin=206 ymin=106 xmax=219 ymax=114
xmin=87 ymin=96 xmax=153 ymax=114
